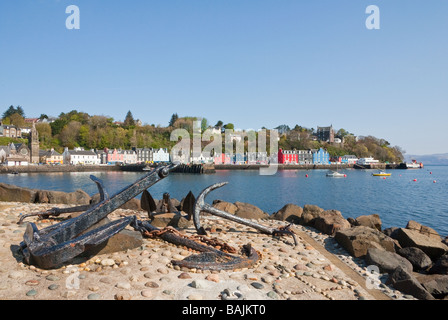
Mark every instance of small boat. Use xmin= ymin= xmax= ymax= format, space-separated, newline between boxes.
xmin=326 ymin=171 xmax=346 ymax=178
xmin=372 ymin=171 xmax=391 ymax=176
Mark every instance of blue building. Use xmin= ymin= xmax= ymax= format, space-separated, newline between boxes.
xmin=312 ymin=148 xmax=330 ymax=164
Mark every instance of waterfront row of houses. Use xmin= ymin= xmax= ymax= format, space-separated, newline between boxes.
xmin=0 ymin=143 xmax=378 ymax=167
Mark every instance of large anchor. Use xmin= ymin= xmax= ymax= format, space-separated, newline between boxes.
xmin=192 ymin=182 xmax=298 ymax=246
xmin=20 ymin=163 xmax=179 ymax=269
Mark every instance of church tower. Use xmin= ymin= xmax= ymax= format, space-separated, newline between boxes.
xmin=30 ymin=123 xmax=40 ymax=163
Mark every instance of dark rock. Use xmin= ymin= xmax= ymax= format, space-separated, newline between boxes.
xmin=335 ymin=226 xmax=396 ymax=258
xmin=168 ymin=212 xmax=193 ymax=229
xmin=397 ymin=247 xmax=432 ymax=271
xmin=234 ymin=202 xmax=269 ymax=220
xmin=395 ymin=228 xmax=448 ymax=260
xmin=416 ymin=274 xmax=448 ymax=298
xmin=313 ymin=210 xmax=351 ymax=236
xmin=270 ymin=204 xmax=303 ymax=224
xmin=0 ymin=183 xmax=37 ymax=203
xmin=383 ymin=227 xmax=399 ymax=238
xmin=387 ymin=266 xmax=434 ymax=300
xmin=366 ymin=248 xmax=413 ymax=274
xmin=428 ymin=254 xmax=448 ymax=275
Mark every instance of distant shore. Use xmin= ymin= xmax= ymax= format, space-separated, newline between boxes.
xmin=0 ymin=162 xmax=408 ymax=174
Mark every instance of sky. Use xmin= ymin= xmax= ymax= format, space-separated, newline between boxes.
xmin=0 ymin=0 xmax=447 ymax=155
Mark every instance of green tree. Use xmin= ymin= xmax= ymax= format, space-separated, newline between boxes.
xmin=215 ymin=120 xmax=223 ymax=127
xmin=2 ymin=105 xmax=25 ymax=119
xmin=169 ymin=113 xmax=179 ymax=127
xmin=9 ymin=113 xmax=25 ymax=127
xmin=124 ymin=110 xmax=135 ymax=127
xmin=223 ymin=123 xmax=234 ymax=131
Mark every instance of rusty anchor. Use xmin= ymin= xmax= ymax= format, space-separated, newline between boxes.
xmin=192 ymin=182 xmax=298 ymax=246
xmin=20 ymin=163 xmax=180 ymax=269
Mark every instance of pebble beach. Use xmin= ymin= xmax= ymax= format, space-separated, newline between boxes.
xmin=0 ymin=202 xmax=414 ymax=301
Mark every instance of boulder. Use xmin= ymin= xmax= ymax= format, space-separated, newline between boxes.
xmin=428 ymin=254 xmax=448 ymax=275
xmin=35 ymin=189 xmax=90 ymax=205
xmin=383 ymin=227 xmax=399 ymax=238
xmin=395 ymin=228 xmax=448 ymax=260
xmin=270 ymin=204 xmax=303 ymax=224
xmin=234 ymin=201 xmax=269 ymax=220
xmin=168 ymin=212 xmax=193 ymax=229
xmin=353 ymin=214 xmax=382 ymax=231
xmin=78 ymin=217 xmax=143 ymax=257
xmin=212 ymin=200 xmax=238 ymax=215
xmin=335 ymin=226 xmax=396 ymax=258
xmin=301 ymin=204 xmax=324 ymax=225
xmin=313 ymin=210 xmax=351 ymax=236
xmin=416 ymin=274 xmax=448 ymax=298
xmin=397 ymin=247 xmax=432 ymax=271
xmin=365 ymin=247 xmax=413 ymax=274
xmin=150 ymin=213 xmax=177 ymax=228
xmin=387 ymin=266 xmax=435 ymax=300
xmin=0 ymin=183 xmax=37 ymax=203
xmin=406 ymin=220 xmax=441 ymax=240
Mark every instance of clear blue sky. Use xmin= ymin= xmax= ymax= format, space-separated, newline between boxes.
xmin=1 ymin=1 xmax=447 ymax=155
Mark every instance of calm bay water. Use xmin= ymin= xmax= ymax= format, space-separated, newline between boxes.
xmin=1 ymin=166 xmax=447 ymax=236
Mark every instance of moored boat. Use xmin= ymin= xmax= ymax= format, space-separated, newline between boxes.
xmin=326 ymin=171 xmax=346 ymax=177
xmin=372 ymin=171 xmax=391 ymax=176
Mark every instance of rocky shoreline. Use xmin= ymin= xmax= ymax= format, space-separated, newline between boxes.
xmin=1 ymin=184 xmax=447 ymax=301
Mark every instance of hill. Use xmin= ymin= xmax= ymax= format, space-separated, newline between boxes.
xmin=405 ymin=153 xmax=448 ymax=166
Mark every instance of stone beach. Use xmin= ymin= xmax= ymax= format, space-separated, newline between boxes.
xmin=0 ymin=201 xmax=421 ymax=301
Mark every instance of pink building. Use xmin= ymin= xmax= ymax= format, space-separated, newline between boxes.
xmin=106 ymin=148 xmax=124 ymax=164
xmin=214 ymin=153 xmax=231 ymax=165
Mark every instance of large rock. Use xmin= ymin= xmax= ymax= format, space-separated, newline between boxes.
xmin=416 ymin=274 xmax=448 ymax=298
xmin=313 ymin=210 xmax=351 ymax=236
xmin=365 ymin=247 xmax=413 ymax=274
xmin=234 ymin=201 xmax=269 ymax=220
xmin=270 ymin=204 xmax=303 ymax=224
xmin=150 ymin=213 xmax=177 ymax=228
xmin=395 ymin=228 xmax=448 ymax=260
xmin=353 ymin=214 xmax=382 ymax=231
xmin=212 ymin=200 xmax=238 ymax=215
xmin=335 ymin=226 xmax=396 ymax=258
xmin=397 ymin=247 xmax=432 ymax=271
xmin=301 ymin=204 xmax=324 ymax=225
xmin=0 ymin=183 xmax=37 ymax=203
xmin=406 ymin=220 xmax=441 ymax=240
xmin=387 ymin=266 xmax=435 ymax=300
xmin=79 ymin=217 xmax=143 ymax=257
xmin=428 ymin=254 xmax=448 ymax=275
xmin=35 ymin=189 xmax=90 ymax=205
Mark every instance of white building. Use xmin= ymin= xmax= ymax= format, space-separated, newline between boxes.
xmin=63 ymin=147 xmax=101 ymax=165
xmin=191 ymin=152 xmax=213 ymax=164
xmin=122 ymin=150 xmax=138 ymax=164
xmin=357 ymin=157 xmax=379 ymax=165
xmin=152 ymin=148 xmax=170 ymax=163
xmin=341 ymin=155 xmax=358 ymax=164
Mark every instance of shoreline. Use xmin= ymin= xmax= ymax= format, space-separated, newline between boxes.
xmin=0 ymin=202 xmax=396 ymax=301
xmin=0 ymin=162 xmax=411 ymax=175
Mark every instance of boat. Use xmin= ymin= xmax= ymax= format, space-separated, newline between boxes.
xmin=326 ymin=170 xmax=346 ymax=178
xmin=406 ymin=159 xmax=423 ymax=169
xmin=372 ymin=171 xmax=391 ymax=176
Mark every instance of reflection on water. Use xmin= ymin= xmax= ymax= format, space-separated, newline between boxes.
xmin=1 ymin=166 xmax=447 ymax=236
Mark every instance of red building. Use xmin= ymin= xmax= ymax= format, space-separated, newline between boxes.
xmin=278 ymin=149 xmax=298 ymax=164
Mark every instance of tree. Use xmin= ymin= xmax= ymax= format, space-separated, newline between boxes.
xmin=9 ymin=113 xmax=25 ymax=127
xmin=223 ymin=123 xmax=234 ymax=131
xmin=124 ymin=110 xmax=135 ymax=127
xmin=215 ymin=120 xmax=223 ymax=127
xmin=169 ymin=113 xmax=179 ymax=127
xmin=2 ymin=105 xmax=25 ymax=119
